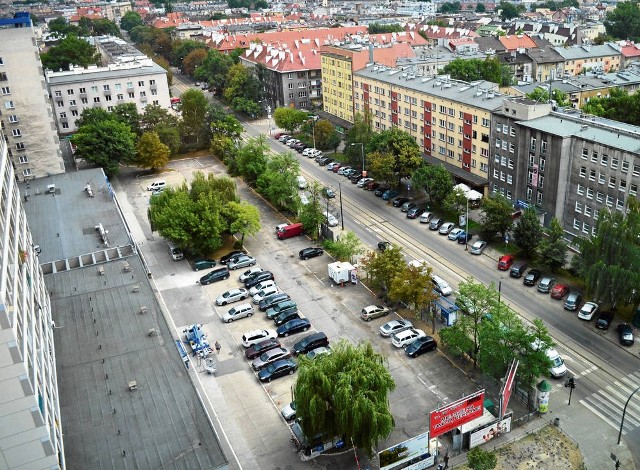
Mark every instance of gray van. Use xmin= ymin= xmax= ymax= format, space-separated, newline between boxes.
xmin=510 ymin=262 xmax=527 ymax=278
xmin=167 ymin=242 xmax=184 ymax=261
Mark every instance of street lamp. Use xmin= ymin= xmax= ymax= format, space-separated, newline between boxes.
xmin=350 ymin=142 xmax=365 ymax=175
xmin=339 ymin=182 xmax=344 ymax=231
xmin=465 ymin=196 xmax=470 ymax=251
xmin=617 ymin=385 xmax=640 ymax=445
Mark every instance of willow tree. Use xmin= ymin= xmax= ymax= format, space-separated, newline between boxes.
xmin=294 ymin=340 xmax=395 ymax=455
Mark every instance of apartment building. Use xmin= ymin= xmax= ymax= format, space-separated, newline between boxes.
xmin=0 ymin=13 xmax=64 ymax=181
xmin=354 ymin=66 xmax=505 ymax=191
xmin=0 ymin=133 xmax=65 ymax=469
xmin=554 ymin=43 xmax=622 ymax=76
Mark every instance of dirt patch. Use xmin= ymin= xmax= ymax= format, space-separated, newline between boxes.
xmin=455 ymin=426 xmax=583 ymax=470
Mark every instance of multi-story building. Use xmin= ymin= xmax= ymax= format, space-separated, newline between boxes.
xmin=354 ymin=66 xmax=506 ymax=191
xmin=554 ymin=43 xmax=622 ymax=76
xmin=0 ymin=13 xmax=64 ymax=181
xmin=45 ymin=56 xmax=171 ymax=135
xmin=0 ymin=131 xmax=65 ymax=469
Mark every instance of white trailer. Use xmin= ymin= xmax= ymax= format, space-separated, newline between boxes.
xmin=328 ymin=261 xmax=356 ymax=285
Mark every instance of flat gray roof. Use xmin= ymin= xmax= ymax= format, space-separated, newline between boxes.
xmin=19 ymin=169 xmax=228 ymax=470
xmin=553 ymin=44 xmax=620 ymax=60
xmin=47 ymin=62 xmax=166 ymax=86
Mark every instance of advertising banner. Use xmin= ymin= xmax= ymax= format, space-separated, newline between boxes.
xmin=379 ymin=432 xmax=434 ymax=470
xmin=429 ymin=390 xmax=485 ymax=438
xmin=469 ymin=415 xmax=512 ymax=449
xmin=500 ymin=359 xmax=519 ymax=418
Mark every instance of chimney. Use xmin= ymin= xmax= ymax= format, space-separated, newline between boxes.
xmin=369 ymin=43 xmax=374 ymax=63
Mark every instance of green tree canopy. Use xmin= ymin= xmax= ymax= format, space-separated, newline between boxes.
xmin=313 ymin=119 xmax=338 ymax=150
xmin=223 ymin=63 xmax=263 ymax=113
xmin=256 ymin=152 xmax=299 ymax=211
xmin=411 ymin=163 xmax=454 ymax=205
xmin=344 ymin=113 xmax=372 ymax=167
xmin=367 ymin=151 xmax=396 ymax=184
xmin=444 ymin=187 xmax=468 ymax=218
xmin=273 ymin=107 xmax=309 ymax=134
xmin=388 ymin=262 xmax=439 ymax=331
xmin=499 ymin=1 xmax=524 ymax=20
xmin=476 ymin=3 xmax=486 ymax=12
xmin=537 ymin=217 xmax=567 ymax=272
xmin=513 ymin=207 xmax=543 ymax=257
xmin=479 ymin=194 xmax=513 ymax=241
xmin=120 ymin=11 xmax=144 ymax=31
xmin=604 ymin=1 xmax=640 ymax=41
xmin=295 ymin=340 xmax=395 ymax=456
xmin=366 ymin=128 xmax=422 ymax=186
xmin=581 ymin=88 xmax=640 ymax=126
xmin=439 ymin=1 xmax=461 ymax=12
xmin=72 ymin=120 xmax=136 ymax=176
xmin=441 ymin=57 xmax=514 ymax=86
xmin=323 ymin=231 xmax=363 ymax=263
xmin=92 ymin=19 xmax=120 ymax=36
xmin=41 ymin=35 xmax=101 ymax=71
xmin=136 ymin=131 xmax=170 ymax=169
xmin=468 ymin=446 xmax=498 ymax=470
xmin=361 ymin=244 xmax=405 ymax=294
xmin=222 ymin=201 xmax=261 ymax=248
xmin=140 ymin=104 xmax=182 ymax=155
xmin=299 ymin=182 xmax=325 ymax=238
xmin=180 ymin=89 xmax=210 ymax=149
xmin=368 ymin=23 xmax=405 ymax=34
xmin=194 ymin=49 xmax=236 ymax=95
xmin=526 ymin=87 xmax=570 ymax=107
xmin=234 ymin=136 xmax=269 ymax=184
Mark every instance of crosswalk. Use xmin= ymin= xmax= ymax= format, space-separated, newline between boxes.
xmin=579 ymin=370 xmax=640 ymax=436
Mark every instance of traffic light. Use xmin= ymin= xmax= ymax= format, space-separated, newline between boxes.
xmin=565 ymin=377 xmax=575 ymax=388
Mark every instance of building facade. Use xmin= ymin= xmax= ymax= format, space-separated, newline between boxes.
xmin=46 ymin=60 xmax=171 ymax=135
xmin=0 ymin=14 xmax=64 ymax=181
xmin=0 ymin=132 xmax=65 ymax=469
xmin=354 ymin=66 xmax=506 ymax=191
xmin=321 ymin=50 xmax=356 ymax=124
xmin=554 ymin=43 xmax=622 ymax=76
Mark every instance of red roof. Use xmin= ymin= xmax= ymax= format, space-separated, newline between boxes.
xmin=368 ymin=30 xmax=428 ymax=47
xmin=498 ymin=34 xmax=537 ymax=51
xmin=620 ymin=41 xmax=640 ymax=58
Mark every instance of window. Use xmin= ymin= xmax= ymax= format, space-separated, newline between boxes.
xmin=501 ymin=156 xmax=507 ymax=167
xmin=573 ymin=218 xmax=580 ymax=229
xmin=579 ymin=166 xmax=586 ymax=178
xmin=526 ymin=187 xmax=532 ymax=201
xmin=508 ymin=159 xmax=514 ymax=169
xmin=54 ymin=91 xmax=62 ymax=97
xmin=589 ymin=169 xmax=596 ymax=181
xmin=530 ymin=137 xmax=536 ymax=151
xmin=619 ymin=179 xmax=627 ymax=192
xmin=541 ymin=140 xmax=547 ymax=154
xmin=4 ymin=100 xmax=14 ymax=109
xmin=79 ymin=87 xmax=86 ymax=93
xmin=606 ymin=195 xmax=613 ymax=207
xmin=633 ymin=164 xmax=640 ymax=177
xmin=539 ymin=157 xmax=545 ymax=172
xmin=575 ymin=201 xmax=583 ymax=213
xmin=8 ymin=114 xmax=18 ymax=123
xmin=591 ymin=151 xmax=598 ymax=163
xmin=507 ymin=174 xmax=513 ymax=184
xmin=536 ymin=192 xmax=543 ymax=205
xmin=67 ymin=89 xmax=74 ymax=95
xmin=600 ymin=154 xmax=608 ymax=167
xmin=22 ymin=168 xmax=31 ymax=177
xmin=71 ymin=110 xmax=78 ymax=116
xmin=288 ymin=83 xmax=294 ymax=90
xmin=584 ymin=205 xmax=592 ymax=217
xmin=140 ymin=91 xmax=146 ymax=97
xmin=69 ymin=99 xmax=76 ymax=106
xmin=587 ymin=188 xmax=594 ymax=199
xmin=2 ymin=86 xmax=12 ymax=95
xmin=596 ymin=191 xmax=604 ymax=203
xmin=621 ymin=160 xmax=629 ymax=173
xmin=0 ymin=72 xmax=6 ymax=81
xmin=482 ymin=117 xmax=490 ymax=127
xmin=630 ymin=183 xmax=638 ymax=196
xmin=582 ymin=222 xmax=590 ymax=234
xmin=15 ymin=142 xmax=25 ymax=150
xmin=18 ymin=154 xmax=27 ymax=163
xmin=539 ymin=176 xmax=544 ymax=189
xmin=509 ymin=143 xmax=515 ymax=153
xmin=138 ymin=81 xmax=144 ymax=87
xmin=598 ymin=173 xmax=605 ymax=184
xmin=126 ymin=82 xmax=133 ymax=89
xmin=91 ymin=86 xmax=98 ymax=93
xmin=577 ymin=184 xmax=585 ymax=195
xmin=81 ymin=98 xmax=88 ymax=104
xmin=128 ymin=92 xmax=134 ymax=99
xmin=105 ymin=95 xmax=112 ymax=101
xmin=616 ymin=199 xmax=624 ymax=210
xmin=510 ymin=127 xmax=515 ymax=137
xmin=581 ymin=148 xmax=588 ymax=159
xmin=59 ymin=112 xmax=66 ymax=118
xmin=0 ymin=58 xmax=3 ymax=65
xmin=150 ymin=79 xmax=155 ymax=85
xmin=115 ymin=84 xmax=122 ymax=90
xmin=62 ymin=122 xmax=69 ymax=129
xmin=611 ymin=156 xmax=618 ymax=169
xmin=93 ymin=97 xmax=100 ymax=103
xmin=12 ymin=129 xmax=21 ymax=137
xmin=609 ymin=176 xmax=616 ymax=188
xmin=594 ymin=209 xmax=600 ymax=220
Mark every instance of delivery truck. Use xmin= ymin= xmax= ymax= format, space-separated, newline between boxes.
xmin=327 ymin=261 xmax=357 ymax=285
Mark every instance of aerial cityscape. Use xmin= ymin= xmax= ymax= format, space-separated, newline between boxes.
xmin=0 ymin=1 xmax=639 ymax=469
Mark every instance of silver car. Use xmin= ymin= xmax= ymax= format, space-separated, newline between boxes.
xmin=470 ymin=240 xmax=487 ymax=255
xmin=439 ymin=222 xmax=455 ymax=235
xmin=281 ymin=401 xmax=297 ymax=420
xmin=251 ymin=347 xmax=291 ymax=370
xmin=227 ymin=255 xmax=257 ymax=270
xmin=239 ymin=266 xmax=263 ymax=282
xmin=215 ymin=288 xmax=248 ymax=306
xmin=222 ymin=303 xmax=254 ymax=323
xmin=361 ymin=305 xmax=391 ymax=321
xmin=379 ymin=319 xmax=414 ymax=337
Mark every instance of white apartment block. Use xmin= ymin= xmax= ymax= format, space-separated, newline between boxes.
xmin=0 ymin=132 xmax=65 ymax=469
xmin=0 ymin=18 xmax=65 ymax=181
xmin=45 ymin=59 xmax=171 ymax=134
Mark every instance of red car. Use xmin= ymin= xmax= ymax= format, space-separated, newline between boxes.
xmin=498 ymin=255 xmax=515 ymax=271
xmin=550 ymin=283 xmax=569 ymax=299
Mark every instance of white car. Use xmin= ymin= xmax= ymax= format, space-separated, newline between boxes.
xmin=578 ymin=301 xmax=599 ymax=321
xmin=302 ymin=147 xmax=314 ymax=156
xmin=438 ymin=222 xmax=456 ymax=235
xmin=419 ymin=212 xmax=433 ymax=224
xmin=379 ymin=319 xmax=414 ymax=337
xmin=239 ymin=266 xmax=263 ymax=282
xmin=221 ymin=303 xmax=254 ymax=322
xmin=252 ymin=285 xmax=280 ymax=304
xmin=357 ymin=178 xmax=374 ymax=188
xmin=431 ymin=275 xmax=453 ymax=296
xmin=296 ymin=176 xmax=308 ymax=189
xmin=310 ymin=149 xmax=322 ymax=158
xmin=215 ymin=288 xmax=248 ymax=306
xmin=392 ymin=328 xmax=426 ymax=348
xmin=227 ymin=255 xmax=257 ymax=270
xmin=532 ymin=340 xmax=567 ymax=378
xmin=448 ymin=228 xmax=463 ymax=241
xmin=241 ymin=329 xmax=277 ymax=348
xmin=249 ymin=279 xmax=277 ymax=296
xmin=323 ymin=211 xmax=339 ymax=227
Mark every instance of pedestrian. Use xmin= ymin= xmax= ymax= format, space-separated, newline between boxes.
xmin=215 ymin=341 xmax=221 ymax=354
xmin=443 ymin=453 xmax=449 ymax=469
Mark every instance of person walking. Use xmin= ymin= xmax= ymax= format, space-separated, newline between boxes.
xmin=443 ymin=453 xmax=449 ymax=469
xmin=215 ymin=341 xmax=221 ymax=354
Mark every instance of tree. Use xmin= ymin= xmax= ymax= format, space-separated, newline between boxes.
xmin=361 ymin=244 xmax=406 ymax=294
xmin=344 ymin=113 xmax=372 ymax=166
xmin=256 ymin=152 xmax=299 ymax=211
xmin=182 ymin=48 xmax=208 ymax=76
xmin=444 ymin=187 xmax=468 ymax=218
xmin=72 ymin=120 xmax=136 ymax=176
xmin=92 ymin=19 xmax=121 ymax=37
xmin=111 ymin=103 xmax=141 ymax=135
xmin=41 ymin=35 xmax=101 ymax=71
xmin=75 ymin=107 xmax=112 ymax=129
xmin=323 ymin=231 xmax=363 ymax=263
xmin=476 ymin=3 xmax=486 ymax=12
xmin=273 ymin=107 xmax=308 ymax=134
xmin=442 ymin=58 xmax=514 ymax=86
xmin=499 ymin=1 xmax=523 ymax=20
xmin=234 ymin=136 xmax=268 ymax=184
xmin=367 ymin=151 xmax=396 ymax=184
xmin=171 ymin=40 xmax=207 ymax=68
xmin=526 ymin=88 xmax=570 ymax=107
xmin=604 ymin=1 xmax=640 ymax=42
xmin=368 ymin=23 xmax=405 ymax=34
xmin=180 ymin=89 xmax=210 ymax=149
xmin=140 ymin=104 xmax=181 ymax=155
xmin=439 ymin=2 xmax=461 ymax=13
xmin=479 ymin=194 xmax=513 ymax=242
xmin=411 ymin=163 xmax=454 ymax=206
xmin=313 ymin=119 xmax=336 ymax=150
xmin=224 ymin=63 xmax=263 ymax=114
xmin=581 ymin=88 xmax=640 ymax=126
xmin=120 ymin=11 xmax=143 ymax=31
xmin=223 ymin=201 xmax=261 ymax=248
xmin=299 ymin=182 xmax=325 ymax=238
xmin=209 ymin=107 xmax=244 ymax=163
xmin=513 ymin=207 xmax=543 ymax=257
xmin=388 ymin=263 xmax=439 ymax=332
xmin=537 ymin=218 xmax=567 ymax=272
xmin=366 ymin=128 xmax=422 ymax=186
xmin=467 ymin=447 xmax=497 ymax=470
xmin=195 ymin=49 xmax=235 ymax=95
xmin=136 ymin=132 xmax=170 ymax=169
xmin=295 ymin=340 xmax=395 ymax=456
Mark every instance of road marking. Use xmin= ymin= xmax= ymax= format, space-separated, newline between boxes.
xmin=579 ymin=399 xmax=627 ymax=434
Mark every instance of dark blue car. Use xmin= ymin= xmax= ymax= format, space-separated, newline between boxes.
xmin=382 ymin=189 xmax=399 ymax=200
xmin=258 ymin=359 xmax=298 ymax=382
xmin=277 ymin=318 xmax=311 ymax=337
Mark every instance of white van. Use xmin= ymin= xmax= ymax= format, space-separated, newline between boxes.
xmin=167 ymin=242 xmax=184 ymax=261
xmin=532 ymin=340 xmax=567 ymax=378
xmin=147 ymin=180 xmax=166 ymax=191
xmin=323 ymin=211 xmax=339 ymax=227
xmin=297 ymin=176 xmax=308 ymax=189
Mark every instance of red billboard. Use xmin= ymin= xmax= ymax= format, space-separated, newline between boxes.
xmin=429 ymin=390 xmax=485 ymax=438
xmin=500 ymin=359 xmax=519 ymax=418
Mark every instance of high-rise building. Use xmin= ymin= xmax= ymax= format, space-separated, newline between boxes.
xmin=0 ymin=129 xmax=65 ymax=469
xmin=0 ymin=13 xmax=65 ymax=181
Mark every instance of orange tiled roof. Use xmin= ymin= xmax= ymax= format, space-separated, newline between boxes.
xmin=368 ymin=30 xmax=428 ymax=47
xmin=620 ymin=41 xmax=640 ymax=58
xmin=498 ymin=34 xmax=537 ymax=51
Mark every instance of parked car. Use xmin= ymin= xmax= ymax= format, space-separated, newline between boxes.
xmin=227 ymin=255 xmax=257 ymax=270
xmin=342 ymin=168 xmax=357 ymax=178
xmin=550 ymin=283 xmax=569 ymax=299
xmin=400 ymin=200 xmax=416 ymax=212
xmin=523 ymin=269 xmax=542 ymax=286
xmin=361 ymin=305 xmax=391 ymax=321
xmin=287 ymin=139 xmax=300 ymax=148
xmin=470 ymin=240 xmax=487 ymax=254
xmin=337 ymin=166 xmax=352 ymax=175
xmin=220 ymin=250 xmax=247 ymax=264
xmin=241 ymin=329 xmax=277 ymax=348
xmin=258 ymin=292 xmax=291 ymax=312
xmin=215 ymin=288 xmax=248 ymax=306
xmin=252 ymin=347 xmax=292 ymax=371
xmin=564 ymin=292 xmax=583 ymax=311
xmin=407 ymin=206 xmax=425 ymax=219
xmin=438 ymin=222 xmax=455 ymax=235
xmin=419 ymin=212 xmax=433 ymax=224
xmin=301 ymin=147 xmax=314 ymax=156
xmin=366 ymin=181 xmax=380 ymax=191
xmin=431 ymin=275 xmax=453 ymax=296
xmin=509 ymin=262 xmax=528 ymax=278
xmin=258 ymin=359 xmax=297 ymax=382
xmin=276 ymin=318 xmax=311 ymax=337
xmin=266 ymin=300 xmax=297 ymax=320
xmin=537 ymin=277 xmax=556 ymax=293
xmin=595 ymin=311 xmax=614 ymax=330
xmin=299 ymin=247 xmax=323 ymax=260
xmin=244 ymin=337 xmax=280 ymax=359
xmin=249 ymin=279 xmax=276 ymax=296
xmin=281 ymin=402 xmax=297 ymax=420
xmin=222 ymin=303 xmax=254 ymax=322
xmin=392 ymin=328 xmax=426 ymax=348
xmin=393 ymin=197 xmax=410 ymax=208
xmin=327 ymin=161 xmax=340 ymax=171
xmin=239 ymin=266 xmax=263 ymax=282
xmin=274 ymin=310 xmax=301 ymax=327
xmin=382 ymin=189 xmax=399 ymax=200
xmin=429 ymin=218 xmax=444 ymax=230
xmin=405 ymin=336 xmax=437 ymax=358
xmin=306 ymin=346 xmax=332 ymax=360
xmin=292 ymin=332 xmax=329 ymax=355
xmin=375 ymin=186 xmax=390 ymax=197
xmin=578 ymin=301 xmax=599 ymax=321
xmin=323 ymin=187 xmax=336 ymax=198
xmin=278 ymin=135 xmax=291 ymax=143
xmin=349 ymin=172 xmax=363 ymax=183
xmin=379 ymin=319 xmax=414 ymax=337
xmin=199 ymin=267 xmax=230 ymax=285
xmin=244 ymin=271 xmax=275 ymax=288
xmin=193 ymin=258 xmax=216 ymax=271
xmin=617 ymin=323 xmax=634 ymax=346
xmin=333 ymin=164 xmax=347 ymax=173
xmin=531 ymin=340 xmax=567 ymax=378
xmin=252 ymin=286 xmax=280 ymax=304
xmin=457 ymin=231 xmax=473 ymax=244
xmin=497 ymin=255 xmax=515 ymax=271
xmin=357 ymin=177 xmax=374 ymax=188
xmin=448 ymin=228 xmax=463 ymax=241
